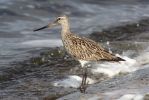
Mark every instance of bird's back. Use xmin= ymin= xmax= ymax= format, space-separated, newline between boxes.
xmin=62 ymin=32 xmax=125 ymax=62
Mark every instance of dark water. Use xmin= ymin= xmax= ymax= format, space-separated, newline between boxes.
xmin=0 ymin=0 xmax=149 ymax=99
xmin=1 ymin=0 xmax=149 ymax=67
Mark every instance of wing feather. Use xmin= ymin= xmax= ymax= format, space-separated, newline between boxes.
xmin=64 ymin=34 xmax=125 ymax=61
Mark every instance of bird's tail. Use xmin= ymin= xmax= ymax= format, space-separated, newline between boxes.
xmin=112 ymin=56 xmax=125 ymax=61
xmin=99 ymin=50 xmax=125 ymax=62
xmin=100 ymin=56 xmax=125 ymax=62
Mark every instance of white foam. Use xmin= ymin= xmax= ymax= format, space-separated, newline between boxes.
xmin=135 ymin=52 xmax=149 ymax=65
xmin=21 ymin=39 xmax=62 ymax=47
xmin=52 ymin=75 xmax=95 ymax=88
xmin=53 ymin=55 xmax=138 ymax=88
xmin=117 ymin=94 xmax=144 ymax=100
xmin=54 ymin=48 xmax=149 ymax=89
xmin=91 ymin=56 xmax=137 ymax=77
xmin=102 ymin=88 xmax=147 ymax=100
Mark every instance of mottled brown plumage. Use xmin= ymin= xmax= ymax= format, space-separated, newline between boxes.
xmin=57 ymin=15 xmax=125 ymax=62
xmin=63 ymin=33 xmax=124 ymax=62
xmin=34 ymin=15 xmax=125 ymax=93
xmin=34 ymin=15 xmax=125 ymax=62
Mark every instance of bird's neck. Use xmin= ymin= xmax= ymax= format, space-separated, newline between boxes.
xmin=61 ymin=22 xmax=70 ymax=33
xmin=61 ymin=21 xmax=71 ymax=38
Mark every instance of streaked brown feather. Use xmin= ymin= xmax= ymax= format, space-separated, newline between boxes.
xmin=63 ymin=33 xmax=125 ymax=62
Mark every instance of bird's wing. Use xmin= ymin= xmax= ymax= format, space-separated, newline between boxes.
xmin=68 ymin=35 xmax=124 ymax=61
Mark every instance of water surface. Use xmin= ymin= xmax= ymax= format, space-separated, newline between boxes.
xmin=0 ymin=0 xmax=149 ymax=99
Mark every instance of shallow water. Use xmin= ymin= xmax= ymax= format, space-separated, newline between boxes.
xmin=0 ymin=0 xmax=149 ymax=99
xmin=1 ymin=0 xmax=149 ymax=66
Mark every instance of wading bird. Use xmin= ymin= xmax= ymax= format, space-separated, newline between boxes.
xmin=34 ymin=15 xmax=125 ymax=93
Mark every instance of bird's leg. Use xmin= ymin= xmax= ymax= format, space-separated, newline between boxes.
xmin=79 ymin=67 xmax=88 ymax=93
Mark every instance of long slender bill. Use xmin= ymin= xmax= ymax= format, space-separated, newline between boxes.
xmin=33 ymin=25 xmax=48 ymax=31
xmin=33 ymin=22 xmax=58 ymax=32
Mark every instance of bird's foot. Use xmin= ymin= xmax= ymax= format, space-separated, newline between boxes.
xmin=78 ymin=67 xmax=89 ymax=93
xmin=79 ymin=82 xmax=88 ymax=93
xmin=79 ymin=86 xmax=86 ymax=93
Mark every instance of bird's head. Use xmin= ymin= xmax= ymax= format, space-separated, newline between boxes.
xmin=34 ymin=15 xmax=68 ymax=31
xmin=56 ymin=15 xmax=68 ymax=25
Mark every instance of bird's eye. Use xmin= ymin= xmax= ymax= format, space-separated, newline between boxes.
xmin=57 ymin=18 xmax=61 ymax=20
